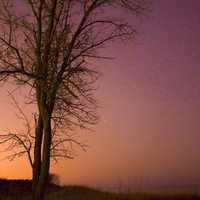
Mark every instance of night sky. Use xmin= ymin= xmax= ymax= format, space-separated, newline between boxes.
xmin=0 ymin=0 xmax=200 ymax=191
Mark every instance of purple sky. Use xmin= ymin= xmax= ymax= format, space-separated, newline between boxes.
xmin=0 ymin=0 xmax=200 ymax=191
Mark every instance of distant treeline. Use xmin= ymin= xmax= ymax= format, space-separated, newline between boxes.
xmin=1 ymin=179 xmax=200 ymax=200
xmin=0 ymin=179 xmax=59 ymax=196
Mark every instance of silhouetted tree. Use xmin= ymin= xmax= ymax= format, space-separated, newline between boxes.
xmin=0 ymin=93 xmax=86 ymax=166
xmin=0 ymin=0 xmax=149 ymax=199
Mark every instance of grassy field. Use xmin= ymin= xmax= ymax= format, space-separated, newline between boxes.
xmin=0 ymin=179 xmax=200 ymax=200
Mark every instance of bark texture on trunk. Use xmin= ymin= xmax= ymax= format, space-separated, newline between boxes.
xmin=32 ymin=114 xmax=43 ymax=194
xmin=34 ymin=112 xmax=52 ymax=200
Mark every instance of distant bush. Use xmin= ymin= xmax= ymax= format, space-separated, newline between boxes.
xmin=48 ymin=173 xmax=60 ymax=185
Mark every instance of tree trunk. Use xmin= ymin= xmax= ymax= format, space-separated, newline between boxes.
xmin=32 ymin=114 xmax=43 ymax=194
xmin=34 ymin=113 xmax=51 ymax=200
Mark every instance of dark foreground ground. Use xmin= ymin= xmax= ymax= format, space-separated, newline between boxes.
xmin=0 ymin=179 xmax=200 ymax=200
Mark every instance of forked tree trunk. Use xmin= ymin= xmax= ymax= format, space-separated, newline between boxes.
xmin=34 ymin=113 xmax=52 ymax=200
xmin=32 ymin=115 xmax=43 ymax=194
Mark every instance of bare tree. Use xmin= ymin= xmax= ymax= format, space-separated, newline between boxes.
xmin=0 ymin=93 xmax=87 ymax=167
xmin=0 ymin=0 xmax=149 ymax=199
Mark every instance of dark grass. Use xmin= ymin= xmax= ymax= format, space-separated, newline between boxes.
xmin=0 ymin=179 xmax=200 ymax=200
